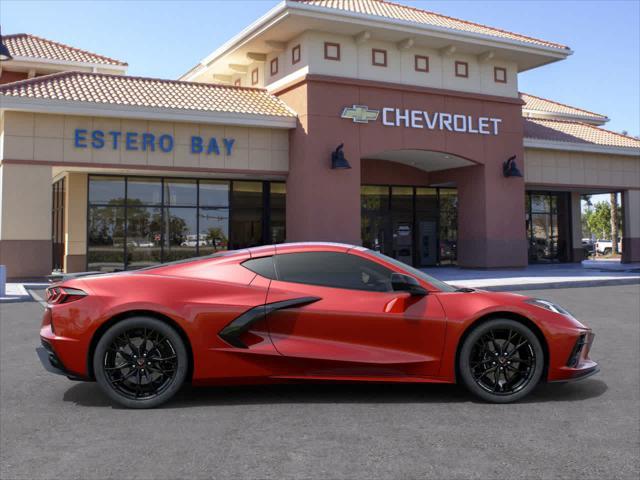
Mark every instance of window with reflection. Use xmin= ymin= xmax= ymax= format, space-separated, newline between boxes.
xmin=230 ymin=181 xmax=263 ymax=249
xmin=87 ymin=176 xmax=284 ymax=272
xmin=361 ymin=185 xmax=458 ymax=267
xmin=270 ymin=182 xmax=286 ymax=244
xmin=88 ymin=206 xmax=125 ymax=272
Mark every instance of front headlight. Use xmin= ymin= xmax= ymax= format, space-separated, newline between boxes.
xmin=525 ymin=298 xmax=572 ymax=316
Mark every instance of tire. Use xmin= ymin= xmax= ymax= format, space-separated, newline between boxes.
xmin=603 ymin=248 xmax=612 ymax=256
xmin=458 ymin=319 xmax=544 ymax=403
xmin=93 ymin=316 xmax=188 ymax=409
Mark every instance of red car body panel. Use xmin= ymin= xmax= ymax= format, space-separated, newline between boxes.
xmin=39 ymin=243 xmax=597 ymax=387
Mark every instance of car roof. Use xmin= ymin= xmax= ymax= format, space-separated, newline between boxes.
xmin=255 ymin=242 xmax=363 ymax=256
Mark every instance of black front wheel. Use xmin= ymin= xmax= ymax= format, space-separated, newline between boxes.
xmin=93 ymin=317 xmax=188 ymax=409
xmin=458 ymin=319 xmax=544 ymax=403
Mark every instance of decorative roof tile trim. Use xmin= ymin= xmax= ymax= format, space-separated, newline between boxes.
xmin=0 ymin=71 xmax=297 ymax=118
xmin=523 ymin=118 xmax=640 ymax=149
xmin=3 ymin=33 xmax=127 ymax=66
xmin=292 ymin=0 xmax=569 ymax=50
xmin=520 ymin=92 xmax=608 ymax=120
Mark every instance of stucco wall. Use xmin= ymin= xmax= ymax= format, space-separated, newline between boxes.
xmin=524 ymin=148 xmax=640 ymax=189
xmin=197 ymin=30 xmax=518 ymax=98
xmin=1 ymin=111 xmax=289 ymax=173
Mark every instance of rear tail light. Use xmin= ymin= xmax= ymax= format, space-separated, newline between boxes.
xmin=46 ymin=286 xmax=87 ymax=305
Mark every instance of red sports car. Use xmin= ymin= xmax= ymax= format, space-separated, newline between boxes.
xmin=37 ymin=242 xmax=598 ymax=408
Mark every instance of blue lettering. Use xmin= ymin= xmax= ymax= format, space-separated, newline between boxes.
xmin=74 ymin=129 xmax=88 ymax=148
xmin=141 ymin=133 xmax=155 ymax=151
xmin=207 ymin=138 xmax=220 ymax=155
xmin=191 ymin=136 xmax=203 ymax=154
xmin=109 ymin=131 xmax=121 ymax=149
xmin=159 ymin=134 xmax=174 ymax=153
xmin=223 ymin=138 xmax=235 ymax=155
xmin=125 ymin=132 xmax=139 ymax=151
xmin=91 ymin=130 xmax=105 ymax=149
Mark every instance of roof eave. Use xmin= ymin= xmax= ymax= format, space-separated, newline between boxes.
xmin=524 ymin=138 xmax=640 ymax=157
xmin=6 ymin=55 xmax=128 ymax=71
xmin=288 ymin=0 xmax=572 ymax=57
xmin=523 ymin=110 xmax=609 ymax=126
xmin=180 ymin=0 xmax=571 ymax=81
xmin=0 ymin=96 xmax=297 ymax=129
xmin=179 ymin=1 xmax=289 ymax=81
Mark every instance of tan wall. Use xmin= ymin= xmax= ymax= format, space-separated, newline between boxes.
xmin=64 ymin=172 xmax=88 ymax=271
xmin=624 ymin=189 xmax=640 ymax=238
xmin=0 ymin=162 xmax=52 ymax=240
xmin=524 ymin=148 xmax=640 ymax=189
xmin=1 ymin=111 xmax=289 ymax=172
xmin=0 ymin=162 xmax=53 ymax=278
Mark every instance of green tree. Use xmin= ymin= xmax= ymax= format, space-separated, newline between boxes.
xmin=584 ymin=201 xmax=613 ymax=240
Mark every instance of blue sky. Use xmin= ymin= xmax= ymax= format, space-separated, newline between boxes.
xmin=2 ymin=0 xmax=639 ymax=136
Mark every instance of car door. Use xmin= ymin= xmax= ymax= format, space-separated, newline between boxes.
xmin=264 ymin=250 xmax=447 ymax=378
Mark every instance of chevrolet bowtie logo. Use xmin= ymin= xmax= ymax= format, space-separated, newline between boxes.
xmin=341 ymin=105 xmax=380 ymax=124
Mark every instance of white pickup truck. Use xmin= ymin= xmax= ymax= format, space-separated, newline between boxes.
xmin=595 ymin=239 xmax=623 ymax=255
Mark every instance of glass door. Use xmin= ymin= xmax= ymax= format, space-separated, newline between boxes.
xmin=526 ymin=192 xmax=570 ymax=263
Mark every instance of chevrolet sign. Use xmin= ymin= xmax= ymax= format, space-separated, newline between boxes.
xmin=340 ymin=104 xmax=502 ymax=135
xmin=341 ymin=105 xmax=380 ymax=123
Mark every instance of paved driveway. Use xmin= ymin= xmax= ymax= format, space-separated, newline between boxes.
xmin=1 ymin=285 xmax=638 ymax=479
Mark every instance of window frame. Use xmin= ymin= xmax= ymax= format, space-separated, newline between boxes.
xmin=371 ymin=48 xmax=387 ymax=67
xmin=292 ymin=44 xmax=301 ymax=65
xmin=270 ymin=57 xmax=279 ymax=76
xmin=494 ymin=66 xmax=507 ymax=83
xmin=414 ymin=55 xmax=429 ymax=73
xmin=324 ymin=42 xmax=341 ymax=61
xmin=251 ymin=68 xmax=259 ymax=85
xmin=455 ymin=61 xmax=469 ymax=78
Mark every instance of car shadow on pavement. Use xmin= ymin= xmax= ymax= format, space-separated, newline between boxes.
xmin=62 ymin=378 xmax=608 ymax=409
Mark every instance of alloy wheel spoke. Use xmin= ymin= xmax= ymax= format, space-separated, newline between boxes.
xmin=104 ymin=328 xmax=177 ymax=400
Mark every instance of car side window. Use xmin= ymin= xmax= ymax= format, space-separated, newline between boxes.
xmin=274 ymin=252 xmax=393 ymax=292
xmin=242 ymin=256 xmax=276 ymax=279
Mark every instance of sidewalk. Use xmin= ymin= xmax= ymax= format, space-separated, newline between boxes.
xmin=430 ymin=263 xmax=640 ymax=291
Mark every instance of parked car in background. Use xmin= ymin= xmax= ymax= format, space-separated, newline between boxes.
xmin=581 ymin=238 xmax=595 ymax=257
xmin=595 ymin=239 xmax=622 ymax=255
xmin=181 ymin=234 xmax=209 ymax=247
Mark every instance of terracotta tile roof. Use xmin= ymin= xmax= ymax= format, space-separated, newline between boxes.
xmin=292 ymin=0 xmax=569 ymax=50
xmin=520 ymin=93 xmax=608 ymax=121
xmin=0 ymin=71 xmax=297 ymax=118
xmin=3 ymin=33 xmax=127 ymax=67
xmin=524 ymin=118 xmax=640 ymax=149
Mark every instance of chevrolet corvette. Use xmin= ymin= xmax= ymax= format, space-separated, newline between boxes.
xmin=37 ymin=242 xmax=598 ymax=408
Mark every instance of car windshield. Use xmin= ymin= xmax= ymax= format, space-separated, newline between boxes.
xmin=366 ymin=250 xmax=457 ymax=292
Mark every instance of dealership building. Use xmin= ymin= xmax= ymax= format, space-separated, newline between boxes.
xmin=1 ymin=0 xmax=639 ymax=279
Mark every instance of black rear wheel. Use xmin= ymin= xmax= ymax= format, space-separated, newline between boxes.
xmin=459 ymin=319 xmax=544 ymax=403
xmin=94 ymin=317 xmax=188 ymax=409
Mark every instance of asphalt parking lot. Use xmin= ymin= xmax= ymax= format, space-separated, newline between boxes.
xmin=1 ymin=284 xmax=639 ymax=479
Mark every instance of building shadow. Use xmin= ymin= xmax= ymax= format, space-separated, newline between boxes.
xmin=62 ymin=378 xmax=607 ymax=409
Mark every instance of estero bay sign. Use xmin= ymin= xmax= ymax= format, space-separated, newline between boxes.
xmin=74 ymin=129 xmax=236 ymax=155
xmin=341 ymin=105 xmax=503 ymax=135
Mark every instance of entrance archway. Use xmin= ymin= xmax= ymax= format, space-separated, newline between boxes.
xmin=360 ymin=149 xmax=476 ymax=267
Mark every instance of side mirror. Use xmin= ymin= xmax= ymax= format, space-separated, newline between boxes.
xmin=391 ymin=273 xmax=428 ymax=296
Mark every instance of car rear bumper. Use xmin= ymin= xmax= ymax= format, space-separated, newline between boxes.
xmin=36 ymin=340 xmax=85 ymax=381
